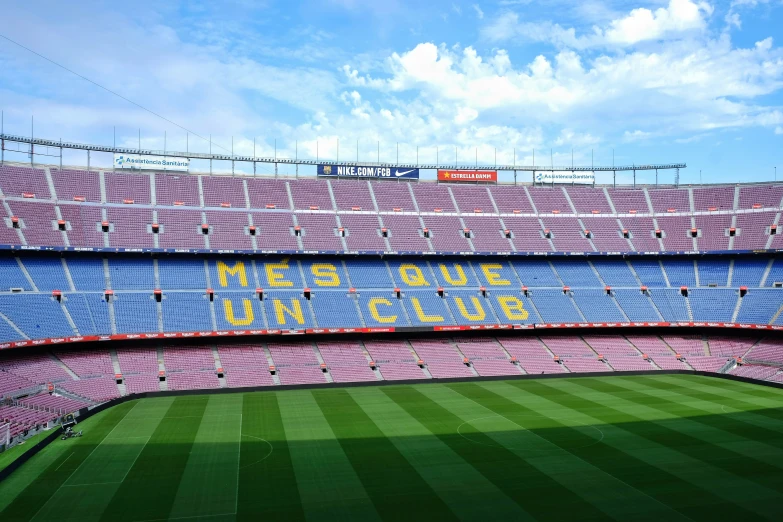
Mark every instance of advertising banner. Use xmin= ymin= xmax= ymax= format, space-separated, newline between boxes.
xmin=114 ymin=153 xmax=190 ymax=172
xmin=317 ymin=164 xmax=419 ymax=179
xmin=534 ymin=171 xmax=595 ymax=184
xmin=437 ymin=170 xmax=497 ymax=182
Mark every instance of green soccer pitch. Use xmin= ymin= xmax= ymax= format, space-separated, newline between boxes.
xmin=2 ymin=374 xmax=783 ymax=521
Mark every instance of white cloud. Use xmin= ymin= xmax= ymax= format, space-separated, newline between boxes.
xmin=483 ymin=0 xmax=714 ymax=48
xmin=472 ymin=4 xmax=484 ymax=19
xmin=624 ymin=130 xmax=652 ymax=142
xmin=776 ymin=126 xmax=783 ymax=135
xmin=603 ymin=0 xmax=713 ymax=45
xmin=454 ymin=106 xmax=479 ymax=124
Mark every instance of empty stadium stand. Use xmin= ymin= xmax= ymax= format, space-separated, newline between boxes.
xmin=1 ymin=164 xmax=781 ymax=255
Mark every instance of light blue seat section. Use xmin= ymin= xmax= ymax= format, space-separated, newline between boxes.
xmin=551 ymin=259 xmax=602 ymax=287
xmin=113 ymin=293 xmax=159 ymax=333
xmin=345 ymin=260 xmax=394 ymax=289
xmin=0 ymin=258 xmax=32 ymax=290
xmin=159 ymin=258 xmax=207 ymax=289
xmin=697 ymin=259 xmax=729 ymax=287
xmin=162 ymin=292 xmax=212 ymax=332
xmin=731 ymin=258 xmax=768 ymax=288
xmin=529 ymin=289 xmax=582 ymax=323
xmin=591 ymin=259 xmax=638 ymax=287
xmin=736 ymin=290 xmax=781 ymax=324
xmin=109 ymin=258 xmax=155 ymax=290
xmin=688 ymin=289 xmax=736 ymax=322
xmin=572 ymin=289 xmax=625 ymax=322
xmin=66 ymin=258 xmax=106 ymax=290
xmin=511 ymin=260 xmax=560 ymax=287
xmin=0 ymin=294 xmax=72 ymax=339
xmin=311 ymin=291 xmax=363 ymax=327
xmin=22 ymin=257 xmax=70 ymax=291
xmin=630 ymin=259 xmax=668 ymax=287
xmin=662 ymin=259 xmax=697 ymax=288
xmin=614 ymin=290 xmax=661 ymax=322
xmin=649 ymin=289 xmax=689 ymax=321
xmin=65 ymin=293 xmax=111 ymax=335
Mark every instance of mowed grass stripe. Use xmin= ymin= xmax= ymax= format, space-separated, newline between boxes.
xmin=516 ymin=378 xmax=769 ymax=521
xmin=312 ymin=387 xmax=459 ymax=522
xmin=168 ymin=395 xmax=244 ymax=520
xmin=605 ymin=376 xmax=783 ymax=470
xmin=439 ymin=382 xmax=690 ymax=522
xmin=639 ymin=375 xmax=783 ymax=428
xmin=237 ymin=392 xmax=305 ymax=522
xmin=277 ymin=390 xmax=382 ymax=522
xmin=649 ymin=375 xmax=783 ymax=417
xmin=0 ymin=400 xmax=137 ymax=522
xmin=383 ymin=385 xmax=606 ymax=522
xmin=348 ymin=386 xmax=528 ymax=522
xmin=100 ymin=396 xmax=209 ymax=522
xmin=492 ymin=378 xmax=751 ymax=522
xmin=30 ymin=399 xmax=173 ymax=522
xmin=564 ymin=378 xmax=783 ymax=499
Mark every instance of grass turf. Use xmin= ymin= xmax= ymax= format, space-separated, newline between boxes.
xmin=1 ymin=374 xmax=782 ymax=521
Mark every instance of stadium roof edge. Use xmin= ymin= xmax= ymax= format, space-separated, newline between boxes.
xmin=1 ymin=133 xmax=685 ymax=173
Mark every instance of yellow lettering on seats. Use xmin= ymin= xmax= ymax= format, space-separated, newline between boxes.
xmin=497 ymin=296 xmax=529 ymax=320
xmin=217 ymin=261 xmax=248 ymax=287
xmin=265 ymin=258 xmax=294 ymax=287
xmin=223 ymin=299 xmax=254 ymax=326
xmin=399 ymin=264 xmax=429 ymax=286
xmin=439 ymin=263 xmax=468 ymax=286
xmin=454 ymin=296 xmax=486 ymax=321
xmin=311 ymin=263 xmax=341 ymax=287
xmin=481 ymin=263 xmax=511 ymax=286
xmin=273 ymin=299 xmax=304 ymax=325
xmin=411 ymin=298 xmax=443 ymax=322
xmin=368 ymin=298 xmax=397 ymax=323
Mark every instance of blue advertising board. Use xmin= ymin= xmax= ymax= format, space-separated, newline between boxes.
xmin=317 ymin=164 xmax=419 ymax=179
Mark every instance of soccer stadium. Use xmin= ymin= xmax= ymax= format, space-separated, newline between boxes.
xmin=2 ymin=1 xmax=783 ymax=520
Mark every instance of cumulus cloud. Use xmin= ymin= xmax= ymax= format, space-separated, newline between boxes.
xmin=483 ymin=0 xmax=714 ymax=48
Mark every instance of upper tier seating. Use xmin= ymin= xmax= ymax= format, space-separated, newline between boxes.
xmin=1 ymin=165 xmax=780 ymax=254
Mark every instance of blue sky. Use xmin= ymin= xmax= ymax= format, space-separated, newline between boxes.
xmin=1 ymin=0 xmax=782 ymax=184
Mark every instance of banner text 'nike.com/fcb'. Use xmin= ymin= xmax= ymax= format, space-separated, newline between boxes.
xmin=317 ymin=164 xmax=420 ymax=179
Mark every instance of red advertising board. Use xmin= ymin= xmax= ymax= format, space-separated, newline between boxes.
xmin=438 ymin=170 xmax=497 ymax=182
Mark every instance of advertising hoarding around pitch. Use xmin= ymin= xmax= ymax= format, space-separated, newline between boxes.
xmin=534 ymin=171 xmax=595 ymax=184
xmin=437 ymin=170 xmax=497 ymax=182
xmin=317 ymin=164 xmax=419 ymax=179
xmin=114 ymin=154 xmax=190 ymax=172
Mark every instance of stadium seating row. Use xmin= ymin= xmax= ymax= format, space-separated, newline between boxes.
xmin=0 ymin=255 xmax=780 ymax=342
xmin=0 ymin=334 xmax=778 ymax=402
xmin=2 ymin=165 xmax=782 ymax=254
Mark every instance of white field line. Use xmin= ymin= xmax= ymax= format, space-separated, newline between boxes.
xmin=29 ymin=400 xmax=140 ymax=522
xmin=53 ymin=452 xmax=74 ymax=472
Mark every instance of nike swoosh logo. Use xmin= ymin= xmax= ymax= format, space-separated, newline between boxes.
xmin=395 ymin=169 xmax=414 ymax=177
